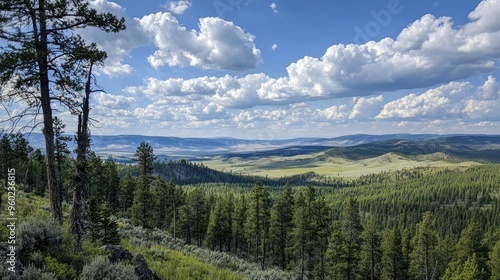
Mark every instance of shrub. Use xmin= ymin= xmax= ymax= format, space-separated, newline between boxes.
xmin=80 ymin=256 xmax=138 ymax=280
xmin=44 ymin=256 xmax=78 ymax=280
xmin=17 ymin=219 xmax=63 ymax=264
xmin=19 ymin=266 xmax=57 ymax=280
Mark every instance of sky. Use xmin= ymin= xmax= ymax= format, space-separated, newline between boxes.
xmin=3 ymin=0 xmax=500 ymax=139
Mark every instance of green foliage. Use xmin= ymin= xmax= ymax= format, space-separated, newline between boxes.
xmin=43 ymin=256 xmax=78 ymax=280
xmin=88 ymin=200 xmax=121 ymax=245
xmin=80 ymin=256 xmax=138 ymax=280
xmin=359 ymin=216 xmax=382 ymax=280
xmin=489 ymin=239 xmax=500 ymax=280
xmin=119 ymin=225 xmax=294 ymax=280
xmin=131 ymin=175 xmax=154 ymax=229
xmin=123 ymin=240 xmax=243 ymax=280
xmin=381 ymin=226 xmax=405 ymax=280
xmin=269 ymin=182 xmax=294 ymax=269
xmin=326 ymin=221 xmax=349 ymax=279
xmin=17 ymin=219 xmax=63 ymax=264
xmin=119 ymin=173 xmax=135 ymax=216
xmin=205 ymin=195 xmax=233 ymax=252
xmin=133 ymin=141 xmax=156 ymax=179
xmin=409 ymin=212 xmax=439 ymax=280
xmin=20 ymin=266 xmax=57 ymax=280
xmin=244 ymin=181 xmax=271 ymax=269
xmin=442 ymin=254 xmax=484 ymax=280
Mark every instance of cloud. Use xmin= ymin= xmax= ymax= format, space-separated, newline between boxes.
xmin=476 ymin=75 xmax=500 ymax=100
xmin=140 ymin=13 xmax=262 ymax=71
xmin=272 ymin=43 xmax=278 ymax=51
xmin=80 ymin=0 xmax=262 ymax=76
xmin=93 ymin=92 xmax=136 ymax=109
xmin=131 ymin=0 xmax=500 ymax=107
xmin=376 ymin=82 xmax=474 ymax=120
xmin=349 ymin=95 xmax=384 ymax=120
xmin=166 ymin=0 xmax=192 ymax=15
xmin=377 ymin=76 xmax=500 ymax=122
xmin=79 ymin=0 xmax=150 ymax=77
xmin=270 ymin=3 xmax=278 ymax=14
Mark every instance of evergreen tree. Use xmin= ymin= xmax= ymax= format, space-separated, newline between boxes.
xmin=311 ymin=195 xmax=331 ymax=280
xmin=325 ymin=197 xmax=363 ymax=280
xmin=0 ymin=0 xmax=125 ymax=224
xmin=100 ymin=203 xmax=120 ymax=245
xmin=442 ymin=254 xmax=483 ymax=280
xmin=489 ymin=239 xmax=500 ymax=280
xmin=452 ymin=219 xmax=487 ymax=278
xmin=269 ymin=182 xmax=294 ymax=270
xmin=342 ymin=197 xmax=364 ymax=280
xmin=153 ymin=176 xmax=169 ymax=230
xmin=53 ymin=116 xmax=71 ymax=204
xmin=326 ymin=221 xmax=349 ymax=279
xmin=290 ymin=191 xmax=309 ymax=279
xmin=205 ymin=197 xmax=231 ymax=251
xmin=132 ymin=141 xmax=156 ymax=180
xmin=131 ymin=175 xmax=154 ymax=229
xmin=119 ymin=173 xmax=135 ymax=216
xmin=409 ymin=212 xmax=439 ymax=280
xmin=360 ymin=217 xmax=382 ymax=280
xmin=232 ymin=195 xmax=248 ymax=254
xmin=179 ymin=188 xmax=208 ymax=246
xmin=169 ymin=185 xmax=185 ymax=242
xmin=381 ymin=226 xmax=404 ymax=280
xmin=401 ymin=226 xmax=413 ymax=279
xmin=103 ymin=157 xmax=120 ymax=213
xmin=244 ymin=181 xmax=271 ymax=270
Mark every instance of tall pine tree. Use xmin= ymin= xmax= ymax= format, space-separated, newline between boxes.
xmin=269 ymin=182 xmax=294 ymax=270
xmin=244 ymin=181 xmax=271 ymax=270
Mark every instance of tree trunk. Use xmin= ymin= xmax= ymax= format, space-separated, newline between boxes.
xmin=70 ymin=63 xmax=92 ymax=246
xmin=38 ymin=0 xmax=62 ymax=224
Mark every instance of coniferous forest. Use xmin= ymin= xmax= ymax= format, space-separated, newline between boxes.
xmin=1 ymin=1 xmax=500 ymax=279
xmin=1 ymin=134 xmax=500 ymax=280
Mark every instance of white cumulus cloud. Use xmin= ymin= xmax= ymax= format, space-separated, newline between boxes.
xmin=166 ymin=0 xmax=192 ymax=15
xmin=140 ymin=13 xmax=262 ymax=71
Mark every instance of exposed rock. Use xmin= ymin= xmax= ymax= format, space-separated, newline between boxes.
xmin=101 ymin=245 xmax=161 ymax=280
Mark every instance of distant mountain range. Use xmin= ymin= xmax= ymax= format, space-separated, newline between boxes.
xmin=24 ymin=133 xmax=500 ymax=163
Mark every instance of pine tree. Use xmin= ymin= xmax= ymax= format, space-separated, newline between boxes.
xmin=342 ymin=197 xmax=363 ymax=280
xmin=290 ymin=191 xmax=308 ymax=279
xmin=103 ymin=157 xmax=120 ymax=213
xmin=452 ymin=219 xmax=487 ymax=278
xmin=205 ymin=197 xmax=230 ymax=251
xmin=360 ymin=217 xmax=382 ymax=280
xmin=153 ymin=176 xmax=168 ymax=230
xmin=442 ymin=254 xmax=483 ymax=280
xmin=311 ymin=195 xmax=331 ymax=280
xmin=232 ymin=195 xmax=247 ymax=254
xmin=132 ymin=142 xmax=156 ymax=180
xmin=381 ymin=226 xmax=404 ymax=280
xmin=119 ymin=173 xmax=135 ymax=216
xmin=53 ymin=116 xmax=71 ymax=204
xmin=401 ymin=226 xmax=413 ymax=279
xmin=489 ymin=239 xmax=500 ymax=280
xmin=409 ymin=212 xmax=439 ymax=280
xmin=1 ymin=0 xmax=125 ymax=224
xmin=131 ymin=175 xmax=154 ymax=229
xmin=100 ymin=203 xmax=120 ymax=245
xmin=179 ymin=188 xmax=208 ymax=246
xmin=326 ymin=221 xmax=349 ymax=279
xmin=269 ymin=182 xmax=294 ymax=270
xmin=244 ymin=181 xmax=271 ymax=270
xmin=325 ymin=197 xmax=363 ymax=280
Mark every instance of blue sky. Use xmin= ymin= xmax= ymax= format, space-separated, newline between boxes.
xmin=3 ymin=0 xmax=500 ymax=139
